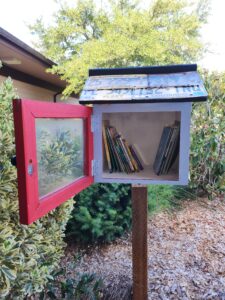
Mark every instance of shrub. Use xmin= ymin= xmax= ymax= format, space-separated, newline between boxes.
xmin=40 ymin=270 xmax=103 ymax=300
xmin=190 ymin=71 xmax=225 ymax=197
xmin=148 ymin=185 xmax=198 ymax=214
xmin=148 ymin=185 xmax=177 ymax=213
xmin=0 ymin=77 xmax=74 ymax=299
xmin=66 ymin=183 xmax=131 ymax=243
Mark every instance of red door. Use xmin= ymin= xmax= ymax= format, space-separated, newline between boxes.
xmin=13 ymin=99 xmax=93 ymax=224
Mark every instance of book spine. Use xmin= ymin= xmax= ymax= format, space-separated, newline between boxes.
xmin=114 ymin=142 xmax=126 ymax=172
xmin=124 ymin=140 xmax=139 ymax=172
xmin=108 ymin=127 xmax=124 ymax=172
xmin=165 ymin=126 xmax=180 ymax=173
xmin=116 ymin=141 xmax=130 ymax=173
xmin=106 ymin=127 xmax=120 ymax=172
xmin=105 ymin=127 xmax=118 ymax=172
xmin=115 ymin=135 xmax=132 ymax=173
xmin=109 ymin=126 xmax=129 ymax=173
xmin=129 ymin=145 xmax=144 ymax=171
xmin=159 ymin=127 xmax=175 ymax=175
xmin=102 ymin=122 xmax=112 ymax=173
xmin=119 ymin=136 xmax=135 ymax=172
xmin=153 ymin=127 xmax=172 ymax=175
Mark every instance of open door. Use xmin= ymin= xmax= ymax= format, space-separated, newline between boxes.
xmin=13 ymin=99 xmax=93 ymax=224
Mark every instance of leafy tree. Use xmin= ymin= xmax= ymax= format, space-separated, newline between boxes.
xmin=30 ymin=0 xmax=211 ymax=244
xmin=30 ymin=0 xmax=209 ymax=96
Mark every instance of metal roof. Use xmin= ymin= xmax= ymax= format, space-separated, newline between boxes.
xmin=79 ymin=64 xmax=207 ymax=104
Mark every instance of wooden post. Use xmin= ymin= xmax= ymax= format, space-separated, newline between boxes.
xmin=132 ymin=184 xmax=148 ymax=300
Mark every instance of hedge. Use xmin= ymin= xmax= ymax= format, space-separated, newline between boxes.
xmin=0 ymin=77 xmax=74 ymax=299
xmin=190 ymin=71 xmax=225 ymax=197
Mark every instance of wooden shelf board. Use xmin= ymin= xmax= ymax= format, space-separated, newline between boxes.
xmin=102 ymin=166 xmax=178 ymax=181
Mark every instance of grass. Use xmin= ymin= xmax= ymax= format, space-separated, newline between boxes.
xmin=148 ymin=185 xmax=197 ymax=214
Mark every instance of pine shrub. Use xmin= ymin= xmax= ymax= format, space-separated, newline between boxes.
xmin=66 ymin=183 xmax=131 ymax=243
xmin=0 ymin=77 xmax=74 ymax=299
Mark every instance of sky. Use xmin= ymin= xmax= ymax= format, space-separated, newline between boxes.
xmin=0 ymin=0 xmax=224 ymax=72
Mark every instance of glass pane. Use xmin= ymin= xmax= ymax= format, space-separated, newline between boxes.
xmin=35 ymin=118 xmax=84 ymax=198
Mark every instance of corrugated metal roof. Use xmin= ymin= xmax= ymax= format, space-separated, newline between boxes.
xmin=79 ymin=65 xmax=207 ymax=104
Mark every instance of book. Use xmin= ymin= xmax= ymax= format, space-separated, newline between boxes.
xmin=108 ymin=127 xmax=125 ymax=172
xmin=109 ymin=126 xmax=130 ymax=173
xmin=159 ymin=126 xmax=177 ymax=175
xmin=105 ymin=127 xmax=120 ymax=172
xmin=102 ymin=122 xmax=144 ymax=174
xmin=102 ymin=121 xmax=112 ymax=173
xmin=129 ymin=145 xmax=144 ymax=171
xmin=116 ymin=140 xmax=131 ymax=173
xmin=153 ymin=126 xmax=173 ymax=175
xmin=124 ymin=140 xmax=139 ymax=172
xmin=163 ymin=125 xmax=180 ymax=174
xmin=115 ymin=134 xmax=133 ymax=173
xmin=153 ymin=122 xmax=180 ymax=176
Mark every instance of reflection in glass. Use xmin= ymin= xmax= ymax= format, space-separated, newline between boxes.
xmin=36 ymin=118 xmax=84 ymax=198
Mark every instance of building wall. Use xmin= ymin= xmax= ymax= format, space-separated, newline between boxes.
xmin=0 ymin=75 xmax=78 ymax=103
xmin=0 ymin=75 xmax=54 ymax=102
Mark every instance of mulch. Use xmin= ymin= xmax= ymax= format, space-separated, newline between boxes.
xmin=62 ymin=197 xmax=225 ymax=299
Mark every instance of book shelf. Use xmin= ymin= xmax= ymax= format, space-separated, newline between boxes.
xmin=102 ymin=166 xmax=178 ymax=180
xmin=102 ymin=111 xmax=180 ymax=181
xmin=93 ymin=102 xmax=191 ymax=185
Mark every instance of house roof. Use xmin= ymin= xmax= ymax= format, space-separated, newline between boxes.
xmin=0 ymin=27 xmax=67 ymax=92
xmin=79 ymin=64 xmax=208 ymax=104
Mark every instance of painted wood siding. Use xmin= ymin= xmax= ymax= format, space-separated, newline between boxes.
xmin=0 ymin=75 xmax=54 ymax=102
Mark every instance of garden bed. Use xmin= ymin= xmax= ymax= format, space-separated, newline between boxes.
xmin=60 ymin=197 xmax=225 ymax=299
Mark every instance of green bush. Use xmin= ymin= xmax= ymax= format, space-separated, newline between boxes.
xmin=0 ymin=78 xmax=74 ymax=299
xmin=40 ymin=270 xmax=103 ymax=300
xmin=148 ymin=185 xmax=197 ymax=214
xmin=190 ymin=71 xmax=225 ymax=197
xmin=66 ymin=183 xmax=131 ymax=243
xmin=148 ymin=185 xmax=177 ymax=213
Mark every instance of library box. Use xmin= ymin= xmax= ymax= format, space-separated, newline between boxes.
xmin=13 ymin=64 xmax=207 ymax=224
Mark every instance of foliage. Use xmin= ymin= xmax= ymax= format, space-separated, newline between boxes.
xmin=66 ymin=183 xmax=131 ymax=243
xmin=36 ymin=125 xmax=83 ymax=196
xmin=30 ymin=0 xmax=209 ymax=96
xmin=148 ymin=185 xmax=177 ymax=213
xmin=0 ymin=77 xmax=74 ymax=299
xmin=29 ymin=0 xmax=212 ymax=245
xmin=148 ymin=185 xmax=197 ymax=213
xmin=190 ymin=71 xmax=225 ymax=197
xmin=40 ymin=269 xmax=103 ymax=300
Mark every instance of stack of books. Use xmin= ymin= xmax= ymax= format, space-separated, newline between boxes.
xmin=153 ymin=121 xmax=180 ymax=176
xmin=102 ymin=121 xmax=144 ymax=173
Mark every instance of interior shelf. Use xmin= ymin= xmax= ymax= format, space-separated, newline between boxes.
xmin=102 ymin=166 xmax=179 ymax=181
xmin=102 ymin=111 xmax=180 ymax=181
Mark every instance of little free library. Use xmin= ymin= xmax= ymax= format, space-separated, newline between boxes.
xmin=13 ymin=64 xmax=207 ymax=224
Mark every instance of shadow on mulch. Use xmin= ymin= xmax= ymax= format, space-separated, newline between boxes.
xmin=102 ymin=275 xmax=132 ymax=300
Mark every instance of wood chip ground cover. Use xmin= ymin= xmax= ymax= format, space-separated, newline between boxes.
xmin=62 ymin=198 xmax=225 ymax=299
